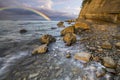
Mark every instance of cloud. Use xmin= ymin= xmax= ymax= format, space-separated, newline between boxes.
xmin=0 ymin=0 xmax=53 ymax=10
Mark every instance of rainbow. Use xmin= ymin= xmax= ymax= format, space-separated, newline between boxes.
xmin=0 ymin=7 xmax=51 ymax=21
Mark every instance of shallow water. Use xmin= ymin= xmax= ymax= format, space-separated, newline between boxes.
xmin=0 ymin=20 xmax=114 ymax=80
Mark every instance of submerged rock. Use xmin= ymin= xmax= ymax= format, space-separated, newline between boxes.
xmin=63 ymin=33 xmax=76 ymax=46
xmin=32 ymin=44 xmax=48 ymax=55
xmin=61 ymin=26 xmax=75 ymax=36
xmin=19 ymin=29 xmax=27 ymax=34
xmin=102 ymin=57 xmax=117 ymax=69
xmin=101 ymin=41 xmax=112 ymax=49
xmin=74 ymin=52 xmax=91 ymax=63
xmin=57 ymin=21 xmax=65 ymax=27
xmin=40 ymin=34 xmax=56 ymax=45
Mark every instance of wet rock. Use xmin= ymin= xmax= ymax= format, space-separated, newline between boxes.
xmin=28 ymin=72 xmax=39 ymax=79
xmin=63 ymin=33 xmax=76 ymax=46
xmin=106 ymin=68 xmax=116 ymax=74
xmin=74 ymin=52 xmax=91 ymax=63
xmin=115 ymin=42 xmax=120 ymax=49
xmin=97 ymin=48 xmax=103 ymax=53
xmin=19 ymin=29 xmax=27 ymax=34
xmin=93 ymin=56 xmax=101 ymax=62
xmin=89 ymin=47 xmax=96 ymax=51
xmin=61 ymin=26 xmax=75 ymax=36
xmin=32 ymin=44 xmax=48 ymax=55
xmin=102 ymin=57 xmax=117 ymax=69
xmin=101 ymin=41 xmax=112 ymax=49
xmin=56 ymin=69 xmax=63 ymax=77
xmin=51 ymin=27 xmax=56 ymax=29
xmin=75 ymin=21 xmax=90 ymax=31
xmin=57 ymin=21 xmax=65 ymax=27
xmin=112 ymin=34 xmax=120 ymax=40
xmin=40 ymin=34 xmax=56 ymax=45
xmin=96 ymin=68 xmax=106 ymax=78
xmin=66 ymin=53 xmax=71 ymax=58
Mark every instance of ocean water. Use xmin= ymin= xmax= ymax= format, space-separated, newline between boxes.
xmin=0 ymin=20 xmax=63 ymax=79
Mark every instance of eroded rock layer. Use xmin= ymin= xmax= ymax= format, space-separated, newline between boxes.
xmin=78 ymin=0 xmax=120 ymax=23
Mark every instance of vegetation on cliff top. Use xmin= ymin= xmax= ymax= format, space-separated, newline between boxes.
xmin=82 ymin=0 xmax=92 ymax=7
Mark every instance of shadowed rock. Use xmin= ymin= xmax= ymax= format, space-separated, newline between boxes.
xmin=63 ymin=33 xmax=76 ymax=46
xmin=102 ymin=57 xmax=117 ymax=69
xmin=61 ymin=26 xmax=75 ymax=36
xmin=57 ymin=21 xmax=65 ymax=27
xmin=40 ymin=34 xmax=56 ymax=45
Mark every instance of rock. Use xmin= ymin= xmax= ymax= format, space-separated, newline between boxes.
xmin=63 ymin=33 xmax=76 ymax=46
xmin=40 ymin=34 xmax=56 ymax=45
xmin=56 ymin=69 xmax=63 ymax=77
xmin=96 ymin=68 xmax=106 ymax=77
xmin=101 ymin=41 xmax=112 ymax=49
xmin=79 ymin=0 xmax=120 ymax=23
xmin=93 ymin=56 xmax=101 ymax=62
xmin=66 ymin=53 xmax=71 ymax=58
xmin=102 ymin=57 xmax=117 ymax=69
xmin=29 ymin=72 xmax=39 ymax=79
xmin=112 ymin=34 xmax=120 ymax=40
xmin=74 ymin=52 xmax=91 ymax=63
xmin=57 ymin=21 xmax=65 ymax=27
xmin=89 ymin=47 xmax=96 ymax=51
xmin=32 ymin=44 xmax=48 ymax=55
xmin=19 ymin=29 xmax=27 ymax=34
xmin=75 ymin=21 xmax=90 ymax=31
xmin=97 ymin=48 xmax=103 ymax=53
xmin=61 ymin=26 xmax=75 ymax=36
xmin=115 ymin=42 xmax=120 ymax=49
xmin=106 ymin=68 xmax=116 ymax=74
xmin=51 ymin=27 xmax=56 ymax=29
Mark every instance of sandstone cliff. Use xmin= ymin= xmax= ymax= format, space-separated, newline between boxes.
xmin=78 ymin=0 xmax=120 ymax=23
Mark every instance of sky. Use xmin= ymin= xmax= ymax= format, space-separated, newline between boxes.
xmin=0 ymin=0 xmax=83 ymax=20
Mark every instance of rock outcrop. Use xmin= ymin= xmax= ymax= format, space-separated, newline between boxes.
xmin=78 ymin=0 xmax=120 ymax=23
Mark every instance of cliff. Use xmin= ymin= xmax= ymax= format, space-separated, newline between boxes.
xmin=78 ymin=0 xmax=120 ymax=23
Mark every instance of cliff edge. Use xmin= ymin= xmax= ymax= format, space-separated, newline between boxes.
xmin=78 ymin=0 xmax=120 ymax=23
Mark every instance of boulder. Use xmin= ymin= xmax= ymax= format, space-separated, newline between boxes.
xmin=101 ymin=41 xmax=112 ymax=49
xmin=32 ymin=44 xmax=48 ymax=55
xmin=115 ymin=42 xmax=120 ymax=49
xmin=63 ymin=33 xmax=76 ymax=46
xmin=57 ymin=21 xmax=65 ymax=27
xmin=66 ymin=53 xmax=71 ymax=58
xmin=61 ymin=26 xmax=75 ymax=36
xmin=102 ymin=57 xmax=117 ymax=69
xmin=74 ymin=52 xmax=91 ymax=63
xmin=40 ymin=34 xmax=56 ymax=45
xmin=113 ymin=34 xmax=120 ymax=40
xmin=75 ymin=21 xmax=90 ymax=31
xmin=96 ymin=68 xmax=106 ymax=78
xmin=19 ymin=29 xmax=27 ymax=34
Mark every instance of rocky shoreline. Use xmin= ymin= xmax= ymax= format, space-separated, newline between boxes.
xmin=0 ymin=20 xmax=120 ymax=80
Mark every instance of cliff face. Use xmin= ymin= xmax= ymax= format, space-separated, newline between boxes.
xmin=78 ymin=0 xmax=120 ymax=23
